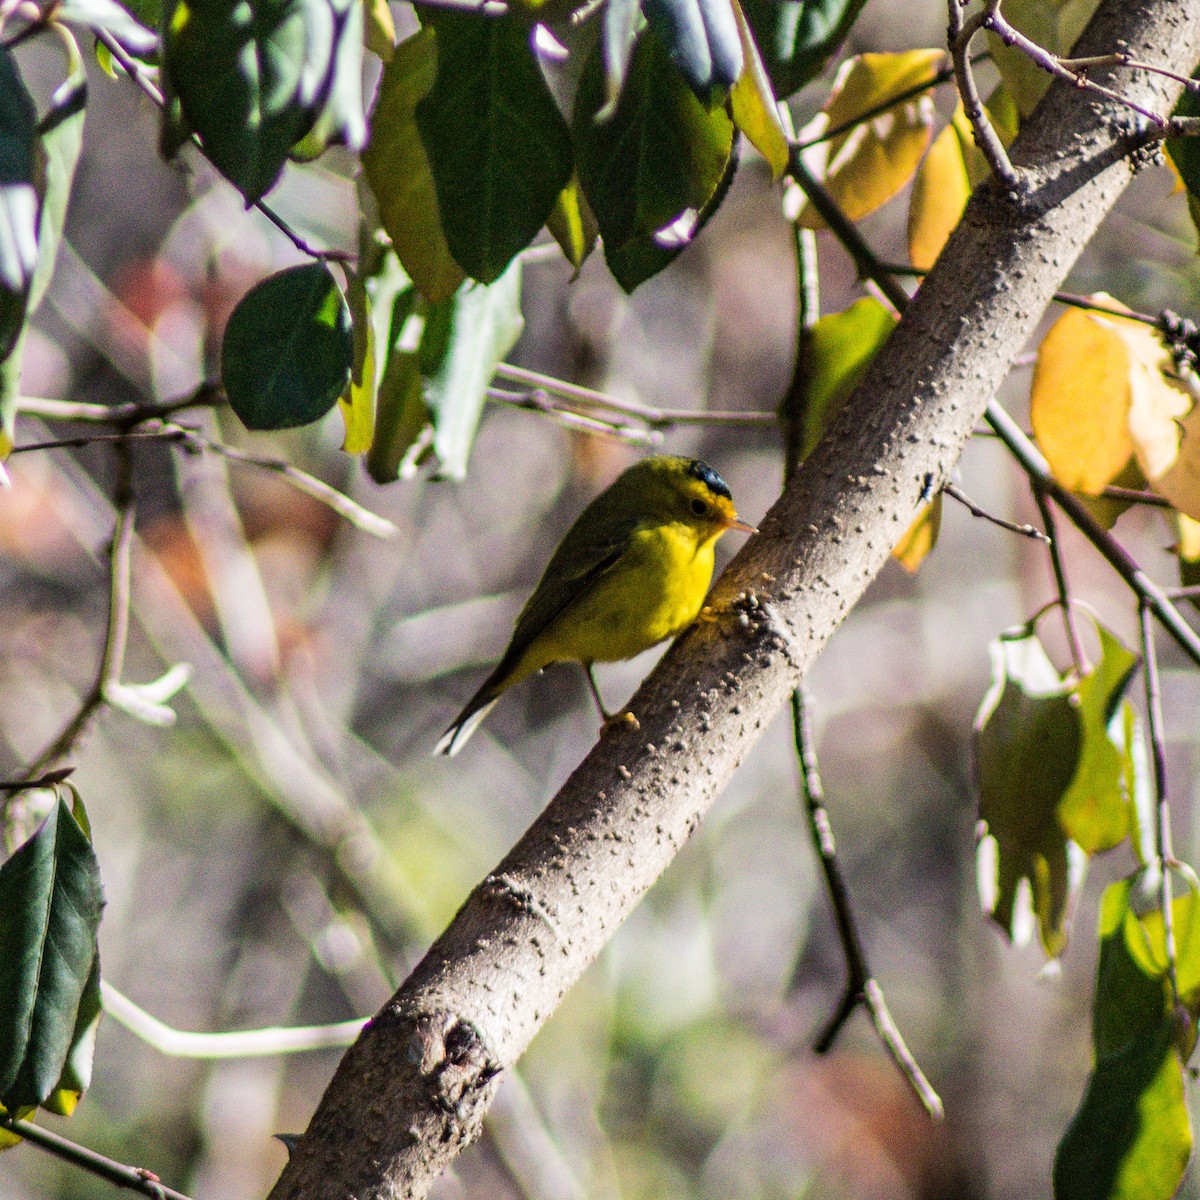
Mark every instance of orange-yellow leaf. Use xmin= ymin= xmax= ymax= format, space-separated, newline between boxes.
xmin=1031 ymin=305 xmax=1139 ymax=494
xmin=892 ymin=493 xmax=942 ymax=572
xmin=796 ymin=50 xmax=942 ymax=230
xmin=908 ymin=114 xmax=970 ymax=270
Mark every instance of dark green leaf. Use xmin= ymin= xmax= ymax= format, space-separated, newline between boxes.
xmin=574 ymin=29 xmax=735 ymax=272
xmin=362 ymin=28 xmax=464 ymax=302
xmin=600 ymin=0 xmax=642 ymax=119
xmin=366 ymin=340 xmax=426 ymax=483
xmin=1168 ymin=72 xmax=1200 ymax=204
xmin=415 ymin=10 xmax=573 ymax=284
xmin=163 ymin=0 xmax=318 ymax=202
xmin=222 ymin=263 xmax=353 ymax=430
xmin=425 ymin=262 xmax=524 ymax=480
xmin=0 ymin=48 xmax=38 ymax=363
xmin=42 ymin=957 xmax=102 ymax=1117
xmin=739 ymin=0 xmax=867 ymax=98
xmin=643 ymin=0 xmax=743 ymax=105
xmin=1054 ymin=879 xmax=1195 ymax=1200
xmin=0 ymin=797 xmax=104 ymax=1110
xmin=974 ymin=628 xmax=1083 ymax=957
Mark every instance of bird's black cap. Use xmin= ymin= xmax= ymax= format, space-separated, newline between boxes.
xmin=687 ymin=458 xmax=732 ymax=500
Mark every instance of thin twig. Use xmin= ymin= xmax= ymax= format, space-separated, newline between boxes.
xmin=92 ymin=28 xmax=352 ymax=265
xmin=23 ymin=442 xmax=136 ymax=779
xmin=486 ymin=387 xmax=659 ymax=445
xmin=947 ymin=0 xmax=1020 ymax=190
xmin=102 ymin=981 xmax=365 ymax=1057
xmin=786 ymin=149 xmax=1200 ymax=672
xmin=1140 ymin=601 xmax=1180 ymax=1008
xmin=0 ymin=1113 xmax=195 ymax=1200
xmin=790 ymin=688 xmax=943 ymax=1119
xmin=944 ymin=481 xmax=1049 ymax=542
xmin=17 ymin=381 xmax=223 ymax=427
xmin=1032 ymin=487 xmax=1088 ymax=677
xmin=1100 ymin=485 xmax=1172 ymax=508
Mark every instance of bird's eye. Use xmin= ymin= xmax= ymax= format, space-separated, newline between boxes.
xmin=690 ymin=498 xmax=707 ymax=516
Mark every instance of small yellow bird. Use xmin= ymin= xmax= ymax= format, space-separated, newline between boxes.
xmin=436 ymin=455 xmax=755 ymax=756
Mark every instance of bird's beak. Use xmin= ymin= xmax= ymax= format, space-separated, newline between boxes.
xmin=725 ymin=516 xmax=758 ymax=534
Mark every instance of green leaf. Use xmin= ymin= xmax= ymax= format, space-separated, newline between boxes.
xmin=42 ymin=957 xmax=102 ymax=1117
xmin=738 ymin=0 xmax=868 ymax=99
xmin=415 ymin=10 xmax=573 ymax=284
xmin=1054 ymin=878 xmax=1196 ymax=1200
xmin=794 ymin=297 xmax=895 ymax=460
xmin=56 ymin=0 xmax=158 ymax=55
xmin=364 ymin=0 xmax=396 ymax=60
xmin=599 ymin=0 xmax=642 ymax=119
xmin=222 ymin=263 xmax=353 ymax=430
xmin=0 ymin=797 xmax=104 ymax=1111
xmin=546 ymin=176 xmax=598 ymax=273
xmin=163 ymin=0 xmax=318 ymax=202
xmin=975 ymin=628 xmax=1083 ymax=957
xmin=289 ymin=0 xmax=366 ymax=161
xmin=1058 ymin=625 xmax=1140 ymax=855
xmin=0 ymin=48 xmax=38 ymax=364
xmin=728 ymin=0 xmax=788 ymax=179
xmin=643 ymin=0 xmax=743 ymax=106
xmin=1168 ymin=70 xmax=1200 ymax=202
xmin=425 ymin=261 xmax=524 ymax=480
xmin=366 ymin=340 xmax=426 ymax=483
xmin=361 ymin=28 xmax=463 ymax=303
xmin=574 ymin=29 xmax=735 ymax=273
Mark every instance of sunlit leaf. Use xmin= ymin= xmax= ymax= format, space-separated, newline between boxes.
xmin=907 ymin=107 xmax=970 ymax=271
xmin=794 ymin=296 xmax=896 ymax=460
xmin=728 ymin=0 xmax=788 ymax=180
xmin=795 ymin=50 xmax=941 ymax=230
xmin=289 ymin=0 xmax=367 ymax=162
xmin=425 ymin=262 xmax=524 ymax=480
xmin=56 ymin=0 xmax=158 ymax=54
xmin=739 ymin=0 xmax=867 ymax=99
xmin=364 ymin=0 xmax=396 ymax=59
xmin=891 ymin=493 xmax=941 ymax=572
xmin=0 ymin=49 xmax=38 ymax=364
xmin=1031 ymin=303 xmax=1150 ymax=495
xmin=1054 ymin=877 xmax=1197 ymax=1200
xmin=989 ymin=0 xmax=1101 ymax=118
xmin=643 ymin=0 xmax=743 ymax=106
xmin=575 ymin=28 xmax=735 ymax=282
xmin=975 ymin=628 xmax=1083 ymax=956
xmin=362 ymin=28 xmax=463 ymax=303
xmin=222 ymin=263 xmax=353 ymax=430
xmin=416 ymin=10 xmax=573 ymax=284
xmin=1058 ymin=625 xmax=1139 ymax=855
xmin=0 ymin=797 xmax=104 ymax=1111
xmin=163 ymin=0 xmax=316 ymax=201
xmin=546 ymin=177 xmax=598 ymax=274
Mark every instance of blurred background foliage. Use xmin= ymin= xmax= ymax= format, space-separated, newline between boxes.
xmin=5 ymin=0 xmax=1200 ymax=1197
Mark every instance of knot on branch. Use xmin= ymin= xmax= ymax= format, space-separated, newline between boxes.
xmin=405 ymin=1013 xmax=503 ymax=1145
xmin=1159 ymin=308 xmax=1200 ymax=376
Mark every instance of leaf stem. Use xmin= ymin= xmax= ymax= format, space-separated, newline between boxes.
xmin=1033 ymin=487 xmax=1088 ymax=676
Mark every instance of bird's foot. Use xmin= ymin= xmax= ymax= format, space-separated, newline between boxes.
xmin=600 ymin=709 xmax=640 ymax=736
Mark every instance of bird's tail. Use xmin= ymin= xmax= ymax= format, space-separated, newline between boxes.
xmin=434 ymin=675 xmax=503 ymax=757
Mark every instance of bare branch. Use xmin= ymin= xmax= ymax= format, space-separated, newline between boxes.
xmin=944 ymin=481 xmax=1049 ymax=542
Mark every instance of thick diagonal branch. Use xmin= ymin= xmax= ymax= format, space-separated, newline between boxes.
xmin=268 ymin=3 xmax=1200 ymax=1197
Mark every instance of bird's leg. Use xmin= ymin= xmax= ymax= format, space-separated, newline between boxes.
xmin=583 ymin=663 xmax=639 ymax=733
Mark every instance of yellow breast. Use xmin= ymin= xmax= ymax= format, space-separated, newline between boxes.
xmin=525 ymin=521 xmax=718 ymax=670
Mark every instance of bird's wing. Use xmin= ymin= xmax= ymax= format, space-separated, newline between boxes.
xmin=499 ymin=518 xmax=638 ymax=671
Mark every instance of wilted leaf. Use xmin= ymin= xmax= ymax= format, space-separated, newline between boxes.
xmin=1055 ymin=877 xmax=1198 ymax=1200
xmin=416 ymin=10 xmax=573 ymax=284
xmin=0 ymin=797 xmax=104 ymax=1111
xmin=907 ymin=107 xmax=970 ymax=271
xmin=222 ymin=263 xmax=353 ymax=430
xmin=1058 ymin=625 xmax=1139 ymax=855
xmin=575 ymin=29 xmax=735 ymax=277
xmin=728 ymin=0 xmax=788 ymax=180
xmin=643 ymin=0 xmax=743 ymax=106
xmin=739 ymin=0 xmax=867 ymax=99
xmin=891 ymin=493 xmax=941 ymax=572
xmin=795 ymin=50 xmax=941 ymax=230
xmin=1031 ymin=303 xmax=1147 ymax=495
xmin=794 ymin=296 xmax=896 ymax=461
xmin=975 ymin=628 xmax=1083 ymax=956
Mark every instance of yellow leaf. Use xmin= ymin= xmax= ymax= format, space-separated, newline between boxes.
xmin=796 ymin=50 xmax=942 ymax=229
xmin=546 ymin=176 xmax=597 ymax=274
xmin=361 ymin=30 xmax=464 ymax=303
xmin=907 ymin=112 xmax=971 ymax=270
xmin=892 ymin=493 xmax=942 ymax=571
xmin=364 ymin=0 xmax=395 ymax=60
xmin=1030 ymin=304 xmax=1141 ymax=494
xmin=339 ymin=273 xmax=376 ymax=453
xmin=729 ymin=0 xmax=789 ymax=181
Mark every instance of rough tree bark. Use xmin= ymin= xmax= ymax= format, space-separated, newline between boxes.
xmin=268 ymin=2 xmax=1200 ymax=1196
